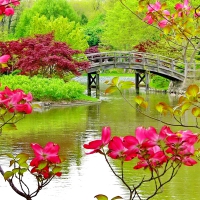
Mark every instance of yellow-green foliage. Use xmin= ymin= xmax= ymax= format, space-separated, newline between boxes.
xmin=0 ymin=75 xmax=86 ymax=101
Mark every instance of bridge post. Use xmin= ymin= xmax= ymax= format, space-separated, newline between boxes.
xmin=87 ymin=72 xmax=100 ymax=98
xmin=145 ymin=71 xmax=149 ymax=92
xmin=135 ymin=71 xmax=140 ymax=94
xmin=135 ymin=70 xmax=146 ymax=94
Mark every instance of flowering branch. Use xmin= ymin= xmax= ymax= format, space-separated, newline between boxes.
xmin=84 ymin=126 xmax=198 ymax=200
xmin=105 ymin=77 xmax=200 ymax=129
xmin=1 ymin=142 xmax=63 ymax=200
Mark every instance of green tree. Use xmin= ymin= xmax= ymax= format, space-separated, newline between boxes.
xmin=100 ymin=0 xmax=159 ymax=50
xmin=84 ymin=14 xmax=105 ymax=47
xmin=14 ymin=0 xmax=80 ymax=38
xmin=68 ymin=0 xmax=105 ymax=21
xmin=119 ymin=0 xmax=200 ymax=88
xmin=27 ymin=15 xmax=88 ymax=51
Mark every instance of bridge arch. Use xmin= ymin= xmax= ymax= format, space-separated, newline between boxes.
xmin=85 ymin=51 xmax=188 ymax=96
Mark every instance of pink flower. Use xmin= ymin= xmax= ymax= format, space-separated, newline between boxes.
xmin=182 ymin=157 xmax=197 ymax=166
xmin=31 ymin=165 xmax=50 ymax=179
xmin=175 ymin=0 xmax=190 ymax=10
xmin=123 ymin=126 xmax=151 ymax=155
xmin=83 ymin=126 xmax=111 ymax=154
xmin=108 ymin=136 xmax=134 ymax=160
xmin=0 ymin=0 xmax=20 ymax=6
xmin=23 ymin=92 xmax=33 ymax=102
xmin=0 ymin=0 xmax=9 ymax=5
xmin=144 ymin=126 xmax=167 ymax=144
xmin=15 ymin=102 xmax=32 ymax=114
xmin=181 ymin=130 xmax=198 ymax=145
xmin=0 ymin=87 xmax=33 ymax=114
xmin=30 ymin=142 xmax=61 ymax=166
xmin=158 ymin=20 xmax=168 ymax=28
xmin=166 ymin=129 xmax=198 ymax=166
xmin=11 ymin=0 xmax=20 ymax=6
xmin=163 ymin=10 xmax=170 ymax=16
xmin=0 ymin=55 xmax=10 ymax=63
xmin=31 ymin=165 xmax=62 ymax=179
xmin=134 ymin=151 xmax=168 ymax=170
xmin=148 ymin=1 xmax=161 ymax=12
xmin=166 ymin=130 xmax=198 ymax=150
xmin=0 ymin=6 xmax=5 ymax=15
xmin=5 ymin=7 xmax=14 ymax=16
xmin=143 ymin=14 xmax=154 ymax=24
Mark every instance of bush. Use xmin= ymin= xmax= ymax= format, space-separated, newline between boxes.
xmin=0 ymin=75 xmax=88 ymax=101
xmin=149 ymin=75 xmax=170 ymax=90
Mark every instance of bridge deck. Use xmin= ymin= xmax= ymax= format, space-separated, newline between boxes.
xmin=84 ymin=51 xmax=199 ymax=97
xmin=86 ymin=51 xmax=199 ymax=81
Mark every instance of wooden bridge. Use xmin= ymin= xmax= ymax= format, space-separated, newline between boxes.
xmin=85 ymin=51 xmax=197 ymax=97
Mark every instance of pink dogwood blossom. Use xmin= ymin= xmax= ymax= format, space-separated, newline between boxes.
xmin=30 ymin=142 xmax=61 ymax=166
xmin=108 ymin=136 xmax=134 ymax=161
xmin=0 ymin=0 xmax=20 ymax=6
xmin=175 ymin=0 xmax=190 ymax=11
xmin=134 ymin=150 xmax=167 ymax=170
xmin=0 ymin=55 xmax=10 ymax=63
xmin=0 ymin=0 xmax=20 ymax=17
xmin=143 ymin=14 xmax=154 ymax=24
xmin=4 ymin=7 xmax=14 ymax=16
xmin=84 ymin=126 xmax=198 ymax=171
xmin=83 ymin=126 xmax=111 ymax=154
xmin=148 ymin=1 xmax=161 ymax=12
xmin=158 ymin=20 xmax=168 ymax=28
xmin=123 ymin=126 xmax=153 ymax=155
xmin=0 ymin=86 xmax=33 ymax=114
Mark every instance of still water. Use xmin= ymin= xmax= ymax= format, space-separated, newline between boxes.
xmin=0 ymin=85 xmax=200 ymax=200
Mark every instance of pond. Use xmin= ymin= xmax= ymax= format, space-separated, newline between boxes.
xmin=0 ymin=83 xmax=200 ymax=200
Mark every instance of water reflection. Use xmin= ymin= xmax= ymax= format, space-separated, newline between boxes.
xmin=0 ymin=88 xmax=200 ymax=200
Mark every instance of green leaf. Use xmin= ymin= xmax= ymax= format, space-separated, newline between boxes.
xmin=16 ymin=153 xmax=29 ymax=159
xmin=6 ymin=153 xmax=14 ymax=159
xmin=16 ymin=153 xmax=29 ymax=165
xmin=105 ymin=86 xmax=118 ymax=94
xmin=3 ymin=171 xmax=14 ymax=181
xmin=1 ymin=63 xmax=8 ymax=68
xmin=19 ymin=162 xmax=29 ymax=168
xmin=163 ymin=26 xmax=171 ymax=35
xmin=9 ymin=160 xmax=15 ymax=167
xmin=52 ymin=166 xmax=62 ymax=174
xmin=0 ymin=108 xmax=7 ymax=115
xmin=37 ymin=160 xmax=47 ymax=170
xmin=134 ymin=96 xmax=144 ymax=105
xmin=192 ymin=107 xmax=200 ymax=117
xmin=94 ymin=194 xmax=108 ymax=200
xmin=140 ymin=101 xmax=148 ymax=109
xmin=186 ymin=85 xmax=199 ymax=100
xmin=13 ymin=168 xmax=21 ymax=174
xmin=156 ymin=102 xmax=171 ymax=115
xmin=180 ymin=102 xmax=191 ymax=114
xmin=111 ymin=77 xmax=119 ymax=86
xmin=111 ymin=196 xmax=123 ymax=200
xmin=178 ymin=96 xmax=187 ymax=104
xmin=19 ymin=168 xmax=28 ymax=175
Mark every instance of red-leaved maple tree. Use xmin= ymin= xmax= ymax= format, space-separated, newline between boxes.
xmin=0 ymin=32 xmax=90 ymax=77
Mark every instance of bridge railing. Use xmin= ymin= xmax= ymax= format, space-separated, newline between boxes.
xmin=86 ymin=51 xmax=185 ymax=70
xmin=86 ymin=51 xmax=199 ymax=80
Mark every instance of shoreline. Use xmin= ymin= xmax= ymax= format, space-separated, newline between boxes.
xmin=32 ymin=99 xmax=101 ymax=111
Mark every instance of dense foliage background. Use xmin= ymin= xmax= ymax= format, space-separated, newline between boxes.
xmin=0 ymin=0 xmax=199 ymax=90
